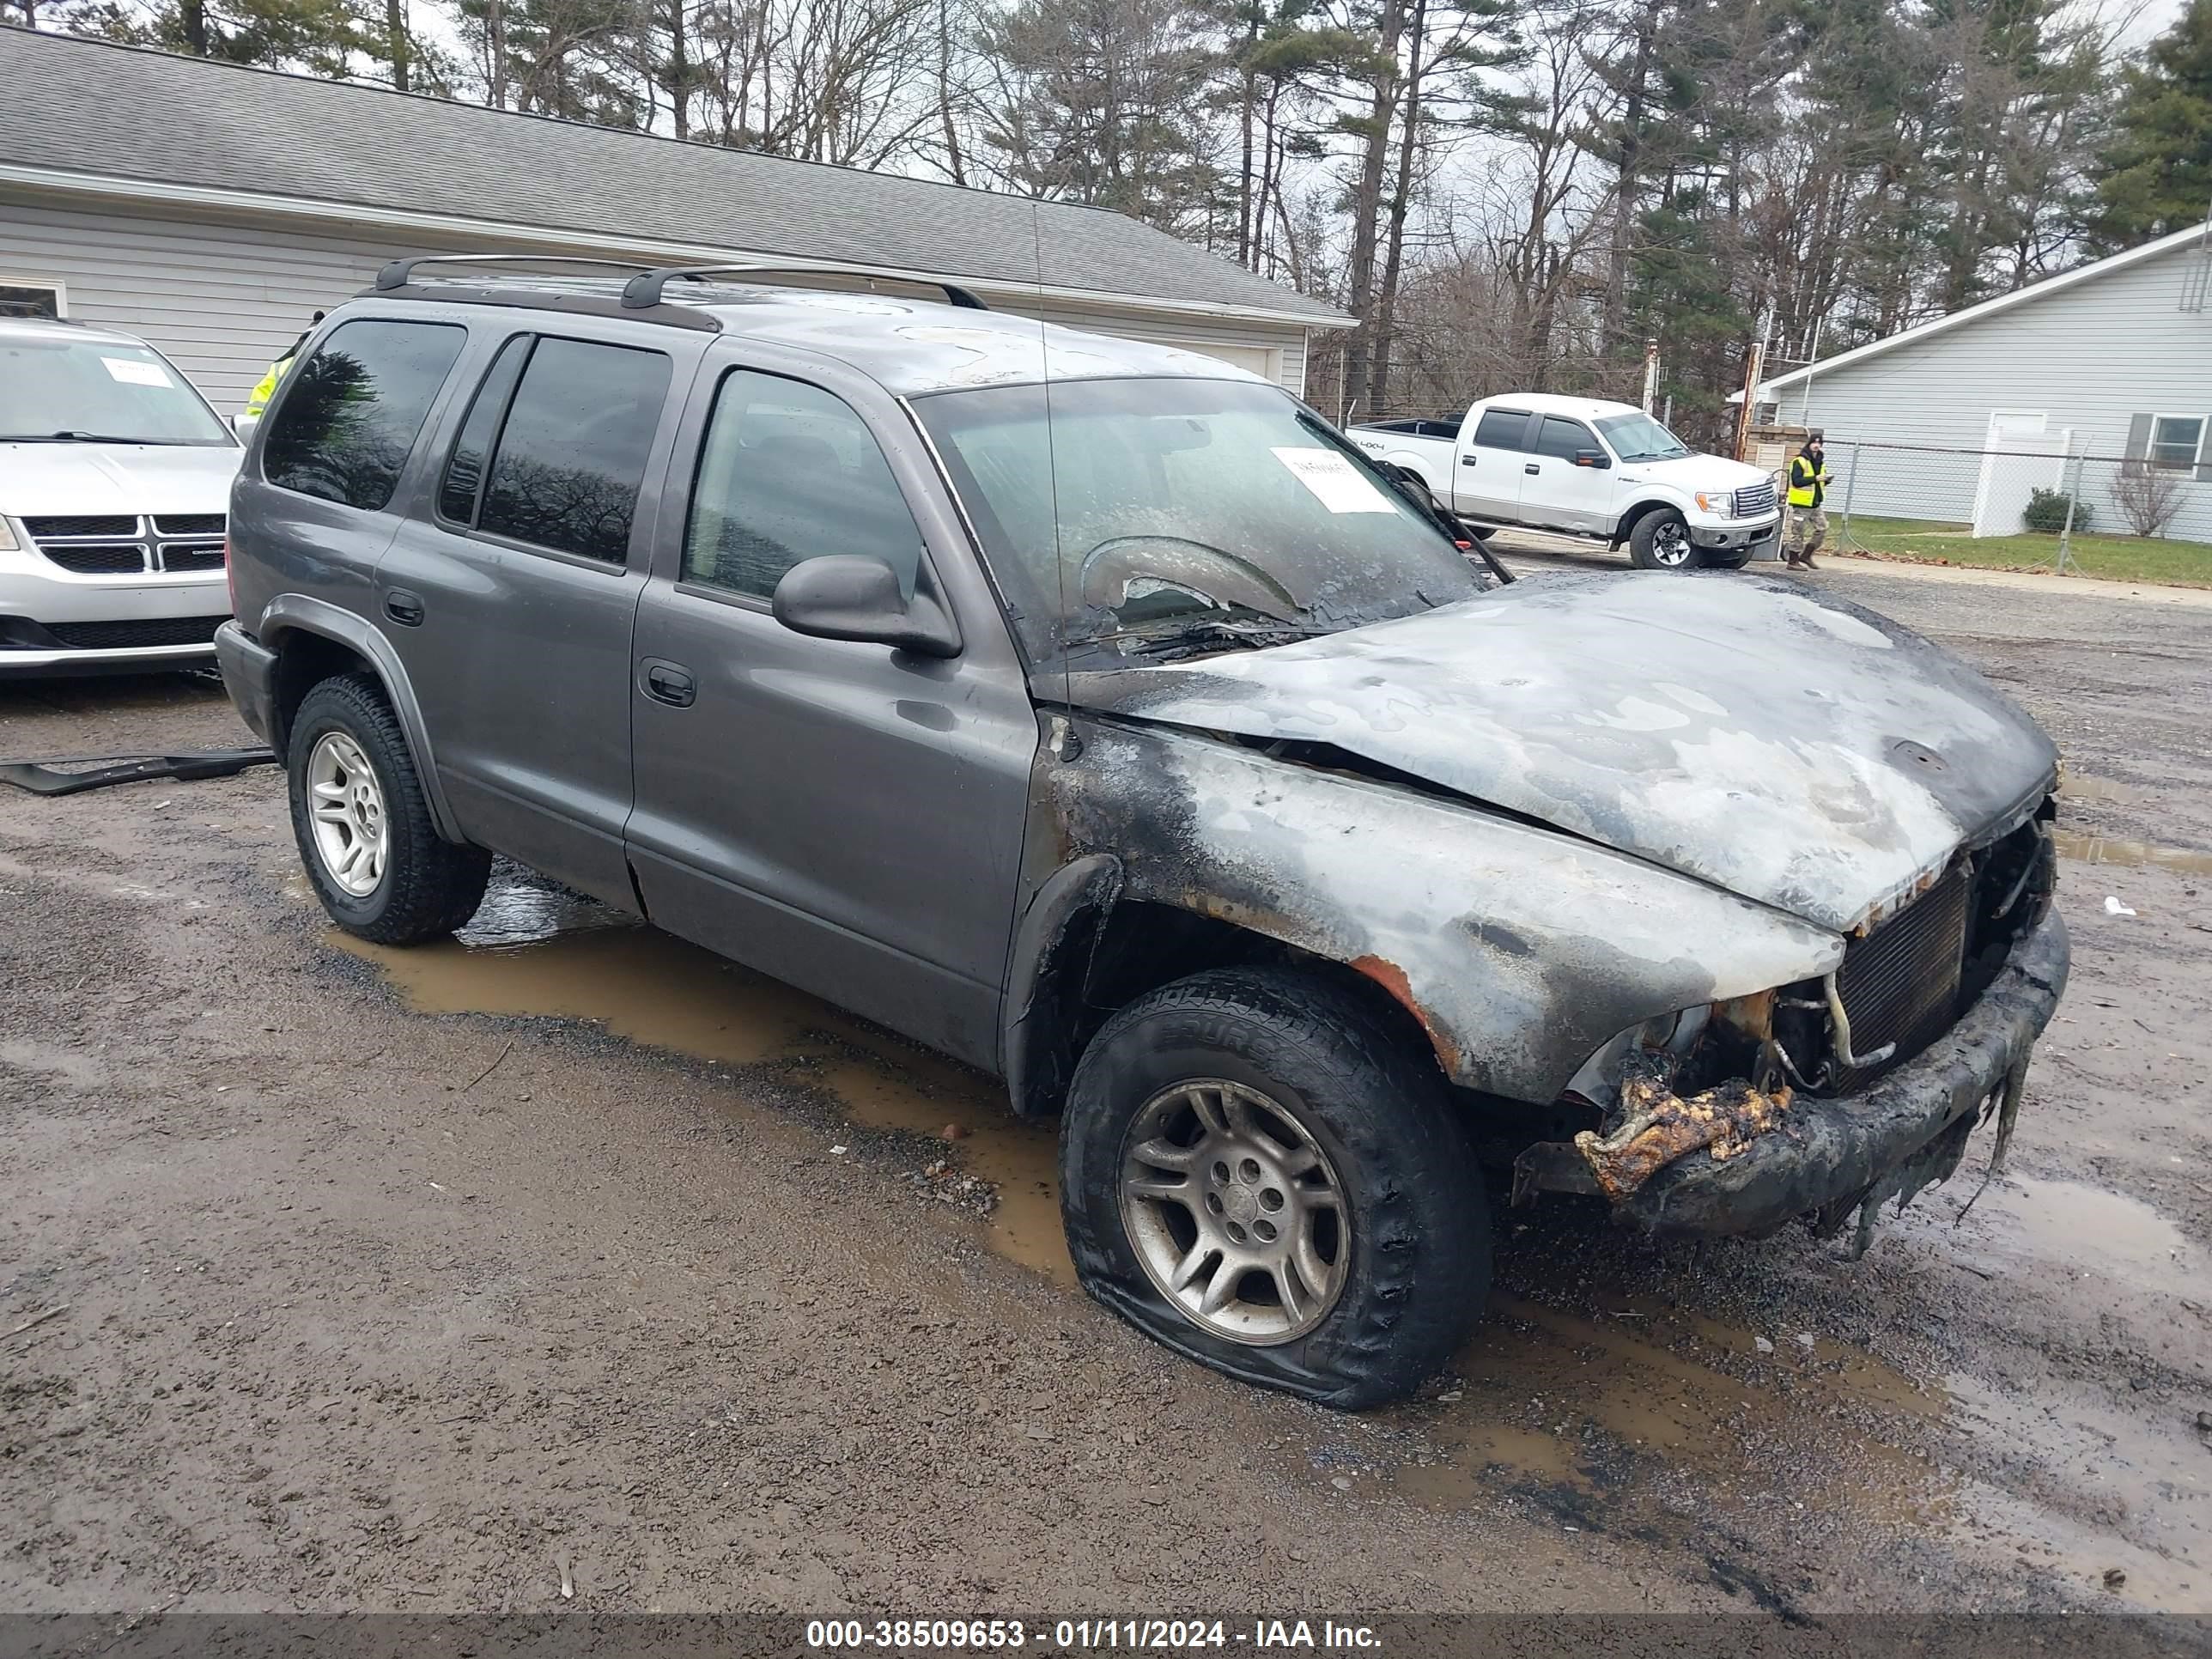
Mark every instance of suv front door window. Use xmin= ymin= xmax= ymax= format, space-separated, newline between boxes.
xmin=680 ymin=370 xmax=924 ymax=602
xmin=626 ymin=360 xmax=1032 ymax=1066
xmin=372 ymin=328 xmax=681 ymax=908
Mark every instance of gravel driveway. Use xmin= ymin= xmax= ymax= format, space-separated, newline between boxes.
xmin=2 ymin=553 xmax=2206 ymax=1621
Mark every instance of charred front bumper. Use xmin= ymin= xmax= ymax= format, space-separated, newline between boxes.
xmin=1515 ymin=905 xmax=2069 ymax=1242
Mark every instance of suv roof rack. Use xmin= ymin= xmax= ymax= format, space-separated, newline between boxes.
xmin=370 ymin=254 xmax=988 ymax=315
xmin=618 ymin=264 xmax=988 ymax=313
xmin=373 ymin=254 xmax=665 ymax=290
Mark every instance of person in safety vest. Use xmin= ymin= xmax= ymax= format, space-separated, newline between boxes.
xmin=1784 ymin=430 xmax=1833 ymax=570
xmin=239 ymin=311 xmax=325 ymax=431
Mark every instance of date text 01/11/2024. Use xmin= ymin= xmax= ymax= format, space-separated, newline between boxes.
xmin=805 ymin=1619 xmax=1383 ymax=1650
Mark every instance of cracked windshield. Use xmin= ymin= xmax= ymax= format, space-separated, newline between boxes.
xmin=912 ymin=375 xmax=1490 ymax=667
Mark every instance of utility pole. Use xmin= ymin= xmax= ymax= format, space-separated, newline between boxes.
xmin=1640 ymin=338 xmax=1659 ymax=416
xmin=1733 ymin=339 xmax=1764 ymax=462
xmin=1798 ymin=311 xmax=1824 ymax=430
xmin=2056 ymin=441 xmax=2083 ymax=574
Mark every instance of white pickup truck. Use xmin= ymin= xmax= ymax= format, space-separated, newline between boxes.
xmin=1350 ymin=393 xmax=1781 ymax=570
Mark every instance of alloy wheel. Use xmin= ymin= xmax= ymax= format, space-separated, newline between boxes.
xmin=1119 ymin=1079 xmax=1350 ymax=1345
xmin=306 ymin=730 xmax=388 ymax=897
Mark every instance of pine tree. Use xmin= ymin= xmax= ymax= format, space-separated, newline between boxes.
xmin=2093 ymin=0 xmax=2212 ymax=247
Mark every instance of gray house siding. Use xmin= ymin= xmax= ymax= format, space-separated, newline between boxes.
xmin=1782 ymin=241 xmax=2212 ymax=543
xmin=0 ymin=192 xmax=1312 ymax=413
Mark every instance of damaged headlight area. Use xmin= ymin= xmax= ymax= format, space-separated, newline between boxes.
xmin=1517 ymin=803 xmax=2059 ymax=1219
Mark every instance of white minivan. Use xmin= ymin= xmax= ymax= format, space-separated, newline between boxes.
xmin=0 ymin=315 xmax=241 ymax=676
xmin=1351 ymin=393 xmax=1781 ymax=570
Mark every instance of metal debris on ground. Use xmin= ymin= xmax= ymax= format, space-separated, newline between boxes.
xmin=0 ymin=748 xmax=277 ymax=796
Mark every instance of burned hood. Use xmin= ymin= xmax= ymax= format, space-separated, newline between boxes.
xmin=1066 ymin=573 xmax=2057 ymax=934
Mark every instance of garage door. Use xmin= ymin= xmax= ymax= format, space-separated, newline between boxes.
xmin=1181 ymin=342 xmax=1275 ymax=377
xmin=1120 ymin=337 xmax=1278 ymax=380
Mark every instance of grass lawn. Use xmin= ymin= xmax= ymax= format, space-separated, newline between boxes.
xmin=1838 ymin=515 xmax=2212 ymax=587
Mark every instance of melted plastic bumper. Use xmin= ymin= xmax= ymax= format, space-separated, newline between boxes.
xmin=1522 ymin=906 xmax=2069 ymax=1239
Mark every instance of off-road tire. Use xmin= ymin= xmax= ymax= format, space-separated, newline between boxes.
xmin=1060 ymin=966 xmax=1492 ymax=1410
xmin=288 ymin=673 xmax=490 ymax=945
xmin=1627 ymin=509 xmax=1694 ymax=570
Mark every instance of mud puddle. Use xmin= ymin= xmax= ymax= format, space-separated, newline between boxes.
xmin=1971 ymin=1173 xmax=2195 ymax=1278
xmin=1942 ymin=1369 xmax=2209 ymax=1612
xmin=331 ymin=878 xmax=1069 ymax=1283
xmin=2053 ymin=831 xmax=2212 ymax=874
xmin=1371 ymin=1288 xmax=1949 ymax=1535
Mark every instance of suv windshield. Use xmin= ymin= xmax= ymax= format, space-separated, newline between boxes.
xmin=0 ymin=335 xmax=232 ymax=447
xmin=1594 ymin=411 xmax=1691 ymax=464
xmin=914 ymin=377 xmax=1486 ymax=666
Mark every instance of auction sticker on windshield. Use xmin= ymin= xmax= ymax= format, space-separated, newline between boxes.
xmin=1270 ymin=447 xmax=1396 ymax=514
xmin=101 ymin=356 xmax=173 ymax=387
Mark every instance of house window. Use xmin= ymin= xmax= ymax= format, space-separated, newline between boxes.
xmin=0 ymin=280 xmax=66 ymax=319
xmin=2149 ymin=416 xmax=2206 ymax=471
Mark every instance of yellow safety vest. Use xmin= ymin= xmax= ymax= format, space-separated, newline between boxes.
xmin=243 ymin=351 xmax=295 ymax=421
xmin=1787 ymin=453 xmax=1831 ymax=508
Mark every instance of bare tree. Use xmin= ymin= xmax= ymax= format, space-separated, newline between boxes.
xmin=2112 ymin=459 xmax=2185 ymax=538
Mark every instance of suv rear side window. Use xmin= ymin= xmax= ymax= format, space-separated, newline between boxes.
xmin=1471 ymin=408 xmax=1529 ymax=450
xmin=682 ymin=369 xmax=924 ymax=602
xmin=262 ymin=319 xmax=465 ymax=510
xmin=469 ymin=337 xmax=672 ymax=563
xmin=436 ymin=334 xmax=530 ymax=525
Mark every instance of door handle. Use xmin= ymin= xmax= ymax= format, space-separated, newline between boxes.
xmin=1524 ymin=463 xmax=1541 ymax=475
xmin=383 ymin=589 xmax=424 ymax=627
xmin=1460 ymin=454 xmax=1479 ymax=466
xmin=641 ymin=660 xmax=696 ymax=708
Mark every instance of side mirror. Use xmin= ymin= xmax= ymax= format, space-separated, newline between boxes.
xmin=772 ymin=555 xmax=961 ymax=659
xmin=1573 ymin=448 xmax=1610 ymax=469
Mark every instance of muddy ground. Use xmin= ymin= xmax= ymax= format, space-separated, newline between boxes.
xmin=1 ymin=556 xmax=2207 ymax=1622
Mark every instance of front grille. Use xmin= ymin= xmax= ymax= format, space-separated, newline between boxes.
xmin=1831 ymin=867 xmax=1972 ymax=1088
xmin=41 ymin=542 xmax=149 ymax=574
xmin=45 ymin=615 xmax=225 ymax=650
xmin=27 ymin=512 xmax=222 ymax=580
xmin=25 ymin=514 xmax=137 ymax=539
xmin=1733 ymin=480 xmax=1777 ymax=518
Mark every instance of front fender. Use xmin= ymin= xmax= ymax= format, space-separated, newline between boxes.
xmin=258 ymin=592 xmax=465 ymax=843
xmin=1048 ymin=720 xmax=1844 ymax=1104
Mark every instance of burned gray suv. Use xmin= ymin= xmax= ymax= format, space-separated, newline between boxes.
xmin=217 ymin=258 xmax=2067 ymax=1408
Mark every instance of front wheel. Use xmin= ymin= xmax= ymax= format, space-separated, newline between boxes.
xmin=1628 ymin=510 xmax=1695 ymax=569
xmin=1698 ymin=548 xmax=1754 ymax=570
xmin=1060 ymin=967 xmax=1492 ymax=1409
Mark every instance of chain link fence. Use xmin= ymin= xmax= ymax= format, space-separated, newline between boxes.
xmin=1786 ymin=439 xmax=2212 ymax=581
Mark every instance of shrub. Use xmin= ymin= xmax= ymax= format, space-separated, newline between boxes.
xmin=2112 ymin=461 xmax=2185 ymax=538
xmin=2022 ymin=489 xmax=2086 ymax=533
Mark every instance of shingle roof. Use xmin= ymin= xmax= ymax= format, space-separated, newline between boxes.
xmin=0 ymin=26 xmax=1346 ymax=326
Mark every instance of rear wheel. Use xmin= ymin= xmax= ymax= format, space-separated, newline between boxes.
xmin=287 ymin=673 xmax=490 ymax=945
xmin=1628 ymin=509 xmax=1694 ymax=569
xmin=1060 ymin=966 xmax=1492 ymax=1409
xmin=1397 ymin=473 xmax=1440 ymax=514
